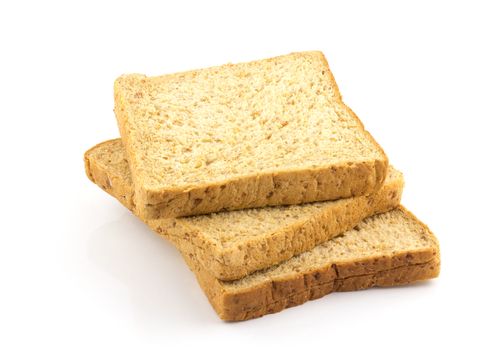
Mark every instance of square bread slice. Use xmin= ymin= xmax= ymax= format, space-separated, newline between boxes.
xmin=85 ymin=139 xmax=401 ymax=280
xmin=114 ymin=51 xmax=388 ymax=219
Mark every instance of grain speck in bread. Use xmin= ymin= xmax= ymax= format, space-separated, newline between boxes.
xmin=85 ymin=139 xmax=401 ymax=280
xmin=114 ymin=51 xmax=388 ymax=219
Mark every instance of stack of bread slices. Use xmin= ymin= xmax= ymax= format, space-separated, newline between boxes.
xmin=84 ymin=51 xmax=440 ymax=321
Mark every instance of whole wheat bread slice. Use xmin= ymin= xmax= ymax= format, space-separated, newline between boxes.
xmin=114 ymin=51 xmax=388 ymax=219
xmin=85 ymin=139 xmax=402 ymax=280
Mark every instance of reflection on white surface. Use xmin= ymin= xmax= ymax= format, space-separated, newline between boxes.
xmin=86 ymin=212 xmax=218 ymax=324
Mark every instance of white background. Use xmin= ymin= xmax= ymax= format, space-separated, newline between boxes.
xmin=1 ymin=1 xmax=500 ymax=348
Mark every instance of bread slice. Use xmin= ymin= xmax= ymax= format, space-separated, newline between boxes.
xmin=114 ymin=51 xmax=388 ymax=219
xmin=85 ymin=139 xmax=402 ymax=280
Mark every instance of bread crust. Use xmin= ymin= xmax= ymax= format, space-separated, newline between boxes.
xmin=136 ymin=160 xmax=388 ymax=220
xmin=113 ymin=51 xmax=388 ymax=219
xmin=85 ymin=140 xmax=399 ymax=280
xmin=191 ymin=256 xmax=440 ymax=321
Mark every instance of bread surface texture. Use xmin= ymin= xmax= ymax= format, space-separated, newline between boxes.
xmin=85 ymin=139 xmax=400 ymax=280
xmin=114 ymin=51 xmax=388 ymax=218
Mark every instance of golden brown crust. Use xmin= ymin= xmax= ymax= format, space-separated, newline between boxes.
xmin=218 ymin=250 xmax=437 ymax=315
xmin=181 ymin=243 xmax=439 ymax=321
xmin=137 ymin=159 xmax=388 ymax=219
xmin=340 ymin=103 xmax=389 ymax=189
xmin=114 ymin=80 xmax=143 ymax=211
xmin=84 ymin=142 xmax=136 ymax=210
xmin=233 ymin=258 xmax=440 ymax=321
xmin=85 ymin=140 xmax=400 ymax=280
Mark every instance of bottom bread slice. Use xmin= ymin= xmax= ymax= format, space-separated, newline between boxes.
xmin=182 ymin=207 xmax=440 ymax=321
xmin=195 ymin=257 xmax=439 ymax=321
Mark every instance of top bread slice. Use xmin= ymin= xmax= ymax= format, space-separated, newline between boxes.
xmin=85 ymin=139 xmax=401 ymax=280
xmin=114 ymin=51 xmax=388 ymax=219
